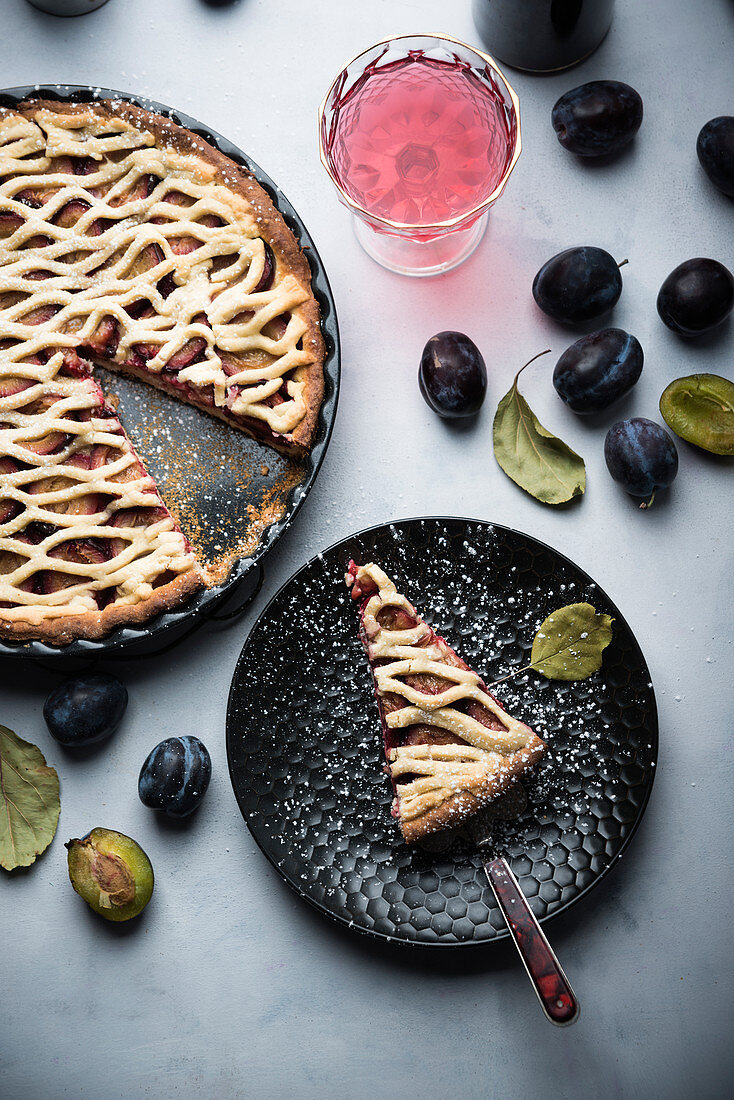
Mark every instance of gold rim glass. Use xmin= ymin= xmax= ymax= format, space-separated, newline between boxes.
xmin=318 ymin=33 xmax=521 ymax=276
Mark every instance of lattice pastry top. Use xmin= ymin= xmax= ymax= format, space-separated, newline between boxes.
xmin=347 ymin=562 xmax=546 ymax=843
xmin=0 ymin=98 xmax=324 ymax=455
xmin=0 ymin=98 xmax=325 ymax=644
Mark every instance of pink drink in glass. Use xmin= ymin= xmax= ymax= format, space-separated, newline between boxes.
xmin=320 ymin=36 xmax=521 ymax=275
xmin=328 ymin=53 xmax=513 ymax=232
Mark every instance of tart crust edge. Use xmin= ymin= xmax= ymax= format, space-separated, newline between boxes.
xmin=0 ymin=565 xmax=204 ymax=645
xmin=397 ymin=733 xmax=546 ymax=844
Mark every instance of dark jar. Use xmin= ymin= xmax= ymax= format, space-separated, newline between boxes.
xmin=26 ymin=0 xmax=111 ymax=16
xmin=472 ymin=0 xmax=615 ymax=73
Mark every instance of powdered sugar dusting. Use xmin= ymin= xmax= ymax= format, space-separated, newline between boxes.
xmin=229 ymin=518 xmax=657 ymax=945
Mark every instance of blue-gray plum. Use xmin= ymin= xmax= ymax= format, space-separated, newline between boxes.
xmin=552 ymin=81 xmax=643 ymax=157
xmin=553 ymin=329 xmax=643 ymax=413
xmin=419 ymin=331 xmax=487 ymax=418
xmin=604 ymin=418 xmax=678 ymax=507
xmin=44 ymin=673 xmax=127 ymax=747
xmin=533 ymin=247 xmax=623 ymax=324
xmin=138 ymin=736 xmax=212 ymax=817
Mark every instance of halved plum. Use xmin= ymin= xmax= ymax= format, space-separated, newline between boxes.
xmin=107 ymin=173 xmax=160 ymax=207
xmin=161 ymin=190 xmax=195 ymax=209
xmin=23 ymin=431 xmax=69 ymax=456
xmin=20 ymin=393 xmax=71 ymax=456
xmin=0 ymin=542 xmax=39 ymax=599
xmin=168 ymin=234 xmax=203 ymax=257
xmin=20 ymin=234 xmax=52 ymax=250
xmin=53 ymin=156 xmax=97 ymax=177
xmin=29 ymin=449 xmax=106 ymax=520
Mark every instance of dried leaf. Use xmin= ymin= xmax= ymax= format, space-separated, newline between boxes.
xmin=493 ymin=352 xmax=586 ymax=504
xmin=531 ymin=603 xmax=613 ymax=681
xmin=0 ymin=725 xmax=60 ymax=871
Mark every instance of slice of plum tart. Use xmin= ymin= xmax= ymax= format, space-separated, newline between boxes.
xmin=346 ymin=561 xmax=546 ymax=844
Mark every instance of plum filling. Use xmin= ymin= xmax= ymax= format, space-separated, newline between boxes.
xmin=0 ymin=376 xmax=34 ymax=399
xmin=59 ymin=350 xmax=92 ymax=378
xmin=157 ymin=273 xmax=176 ymax=299
xmin=22 ymin=303 xmax=60 ymax=327
xmin=0 ymin=537 xmax=43 ymax=600
xmin=52 ymin=199 xmax=91 ymax=229
xmin=0 ymin=457 xmax=21 ymax=524
xmin=53 ymin=156 xmax=96 ymax=177
xmin=108 ymin=173 xmax=161 ymax=207
xmin=83 ymin=316 xmax=119 ymax=358
xmin=0 ymin=212 xmax=24 ymax=237
xmin=130 ymin=242 xmax=165 ymax=278
xmin=253 ymin=243 xmax=275 ymax=293
xmin=15 ymin=189 xmax=43 ymax=209
xmin=24 ymin=521 xmax=57 ymax=545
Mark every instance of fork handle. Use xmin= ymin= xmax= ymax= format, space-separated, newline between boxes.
xmin=484 ymin=856 xmax=579 ymax=1026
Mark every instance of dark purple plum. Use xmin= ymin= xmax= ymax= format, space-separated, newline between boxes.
xmin=533 ymin=247 xmax=624 ymax=324
xmin=553 ymin=328 xmax=643 ymax=413
xmin=696 ymin=117 xmax=734 ymax=198
xmin=44 ymin=673 xmax=127 ymax=747
xmin=657 ymin=258 xmax=734 ymax=336
xmin=604 ymin=418 xmax=678 ymax=508
xmin=552 ymin=80 xmax=643 ymax=157
xmin=419 ymin=331 xmax=487 ymax=418
xmin=138 ymin=736 xmax=211 ymax=818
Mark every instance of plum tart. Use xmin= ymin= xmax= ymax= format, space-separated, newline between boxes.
xmin=0 ymin=98 xmax=325 ymax=643
xmin=346 ymin=562 xmax=546 ymax=843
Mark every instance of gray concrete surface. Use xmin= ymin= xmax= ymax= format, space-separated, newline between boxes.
xmin=1 ymin=1 xmax=732 ymax=1097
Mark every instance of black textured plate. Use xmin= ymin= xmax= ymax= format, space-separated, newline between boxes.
xmin=0 ymin=84 xmax=339 ymax=660
xmin=227 ymin=518 xmax=658 ymax=947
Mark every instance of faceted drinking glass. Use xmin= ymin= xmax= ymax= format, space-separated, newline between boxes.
xmin=319 ymin=33 xmax=521 ymax=277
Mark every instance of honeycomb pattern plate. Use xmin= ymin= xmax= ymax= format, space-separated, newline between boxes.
xmin=226 ymin=518 xmax=658 ymax=947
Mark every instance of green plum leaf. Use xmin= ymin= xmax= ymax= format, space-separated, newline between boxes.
xmin=0 ymin=725 xmax=60 ymax=871
xmin=493 ymin=352 xmax=586 ymax=504
xmin=659 ymin=373 xmax=734 ymax=455
xmin=530 ymin=603 xmax=613 ymax=681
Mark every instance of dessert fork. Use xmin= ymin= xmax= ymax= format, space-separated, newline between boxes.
xmin=468 ymin=789 xmax=580 ymax=1026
